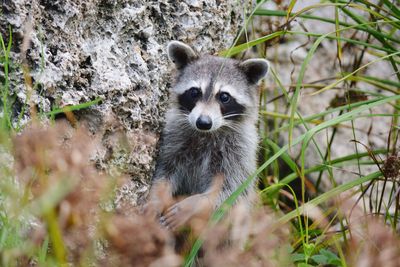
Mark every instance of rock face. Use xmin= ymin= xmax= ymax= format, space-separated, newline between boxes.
xmin=1 ymin=0 xmax=242 ymax=205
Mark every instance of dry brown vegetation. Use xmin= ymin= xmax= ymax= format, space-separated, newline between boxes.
xmin=1 ymin=122 xmax=290 ymax=266
xmin=1 ymin=122 xmax=398 ymax=266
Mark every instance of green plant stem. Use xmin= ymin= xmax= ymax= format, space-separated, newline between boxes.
xmin=275 ymin=171 xmax=382 ymax=226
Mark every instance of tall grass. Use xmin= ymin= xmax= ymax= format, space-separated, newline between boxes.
xmin=186 ymin=0 xmax=400 ymax=266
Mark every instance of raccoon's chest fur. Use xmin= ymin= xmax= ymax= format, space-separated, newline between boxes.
xmin=155 ymin=123 xmax=257 ymax=196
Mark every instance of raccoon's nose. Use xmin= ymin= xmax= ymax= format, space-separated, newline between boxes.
xmin=196 ymin=115 xmax=212 ymax=130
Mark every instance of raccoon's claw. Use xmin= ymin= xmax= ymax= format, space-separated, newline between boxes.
xmin=160 ymin=204 xmax=183 ymax=230
xmin=159 ymin=216 xmax=168 ymax=228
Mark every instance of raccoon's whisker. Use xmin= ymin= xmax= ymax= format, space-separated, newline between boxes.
xmin=221 ymin=123 xmax=242 ymax=133
xmin=222 ymin=113 xmax=250 ymax=119
xmin=176 ymin=121 xmax=192 ymax=129
xmin=212 ymin=113 xmax=250 ymax=121
xmin=172 ymin=118 xmax=192 ymax=128
xmin=174 ymin=116 xmax=188 ymax=121
xmin=228 ymin=121 xmax=254 ymax=132
xmin=174 ymin=114 xmax=190 ymax=120
xmin=172 ymin=118 xmax=187 ymax=124
xmin=176 ymin=113 xmax=190 ymax=118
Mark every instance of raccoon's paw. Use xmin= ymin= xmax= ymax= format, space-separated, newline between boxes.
xmin=160 ymin=194 xmax=212 ymax=231
xmin=142 ymin=199 xmax=163 ymax=219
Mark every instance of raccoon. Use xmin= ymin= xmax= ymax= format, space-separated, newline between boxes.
xmin=147 ymin=41 xmax=269 ymax=230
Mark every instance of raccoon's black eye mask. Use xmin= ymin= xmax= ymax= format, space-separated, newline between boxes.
xmin=189 ymin=87 xmax=201 ymax=99
xmin=178 ymin=86 xmax=245 ymax=121
xmin=217 ymin=92 xmax=245 ymax=120
xmin=178 ymin=87 xmax=202 ymax=112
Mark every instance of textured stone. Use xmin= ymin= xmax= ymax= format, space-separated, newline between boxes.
xmin=1 ymin=0 xmax=242 ymax=205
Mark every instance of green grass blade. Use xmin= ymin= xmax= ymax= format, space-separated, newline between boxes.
xmin=270 ymin=96 xmax=400 ymax=135
xmin=265 ymin=138 xmax=299 ymax=173
xmin=38 ymin=236 xmax=49 ymax=264
xmin=286 ymin=0 xmax=298 ymax=21
xmin=287 ymin=30 xmax=398 ymax=56
xmin=255 ymin=6 xmax=400 ymax=44
xmin=357 ymin=74 xmax=400 ymax=88
xmin=288 ymin=20 xmax=398 ymax=147
xmin=44 ymin=98 xmax=102 ymax=117
xmin=221 ymin=0 xmax=269 ymax=60
xmin=383 ymin=0 xmax=400 ymax=18
xmin=219 ymin=31 xmax=285 ymax=57
xmin=0 ymin=28 xmax=13 ymax=131
xmin=334 ymin=2 xmax=342 ymax=60
xmin=299 ymin=95 xmax=400 ymax=177
xmin=275 ymin=171 xmax=381 ymax=226
xmin=263 ymin=148 xmax=386 ymax=196
xmin=311 ymin=50 xmax=400 ymax=95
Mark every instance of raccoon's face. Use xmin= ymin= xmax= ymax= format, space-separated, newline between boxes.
xmin=167 ymin=41 xmax=269 ymax=132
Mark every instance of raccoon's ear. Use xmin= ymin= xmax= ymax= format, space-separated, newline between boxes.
xmin=167 ymin=41 xmax=197 ymax=70
xmin=239 ymin=59 xmax=270 ymax=84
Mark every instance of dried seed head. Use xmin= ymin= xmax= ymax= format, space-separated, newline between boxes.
xmin=14 ymin=122 xmax=112 ymax=261
xmin=202 ymin=203 xmax=290 ymax=267
xmin=100 ymin=212 xmax=180 ymax=267
xmin=382 ymin=155 xmax=400 ymax=180
xmin=346 ymin=218 xmax=400 ymax=267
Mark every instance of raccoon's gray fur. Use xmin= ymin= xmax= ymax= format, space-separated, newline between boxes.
xmin=150 ymin=41 xmax=269 ymax=228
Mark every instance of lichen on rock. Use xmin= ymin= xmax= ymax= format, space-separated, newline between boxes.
xmin=1 ymin=0 xmax=243 ymax=205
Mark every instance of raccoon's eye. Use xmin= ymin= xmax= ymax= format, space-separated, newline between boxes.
xmin=219 ymin=92 xmax=231 ymax=104
xmin=189 ymin=87 xmax=201 ymax=98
